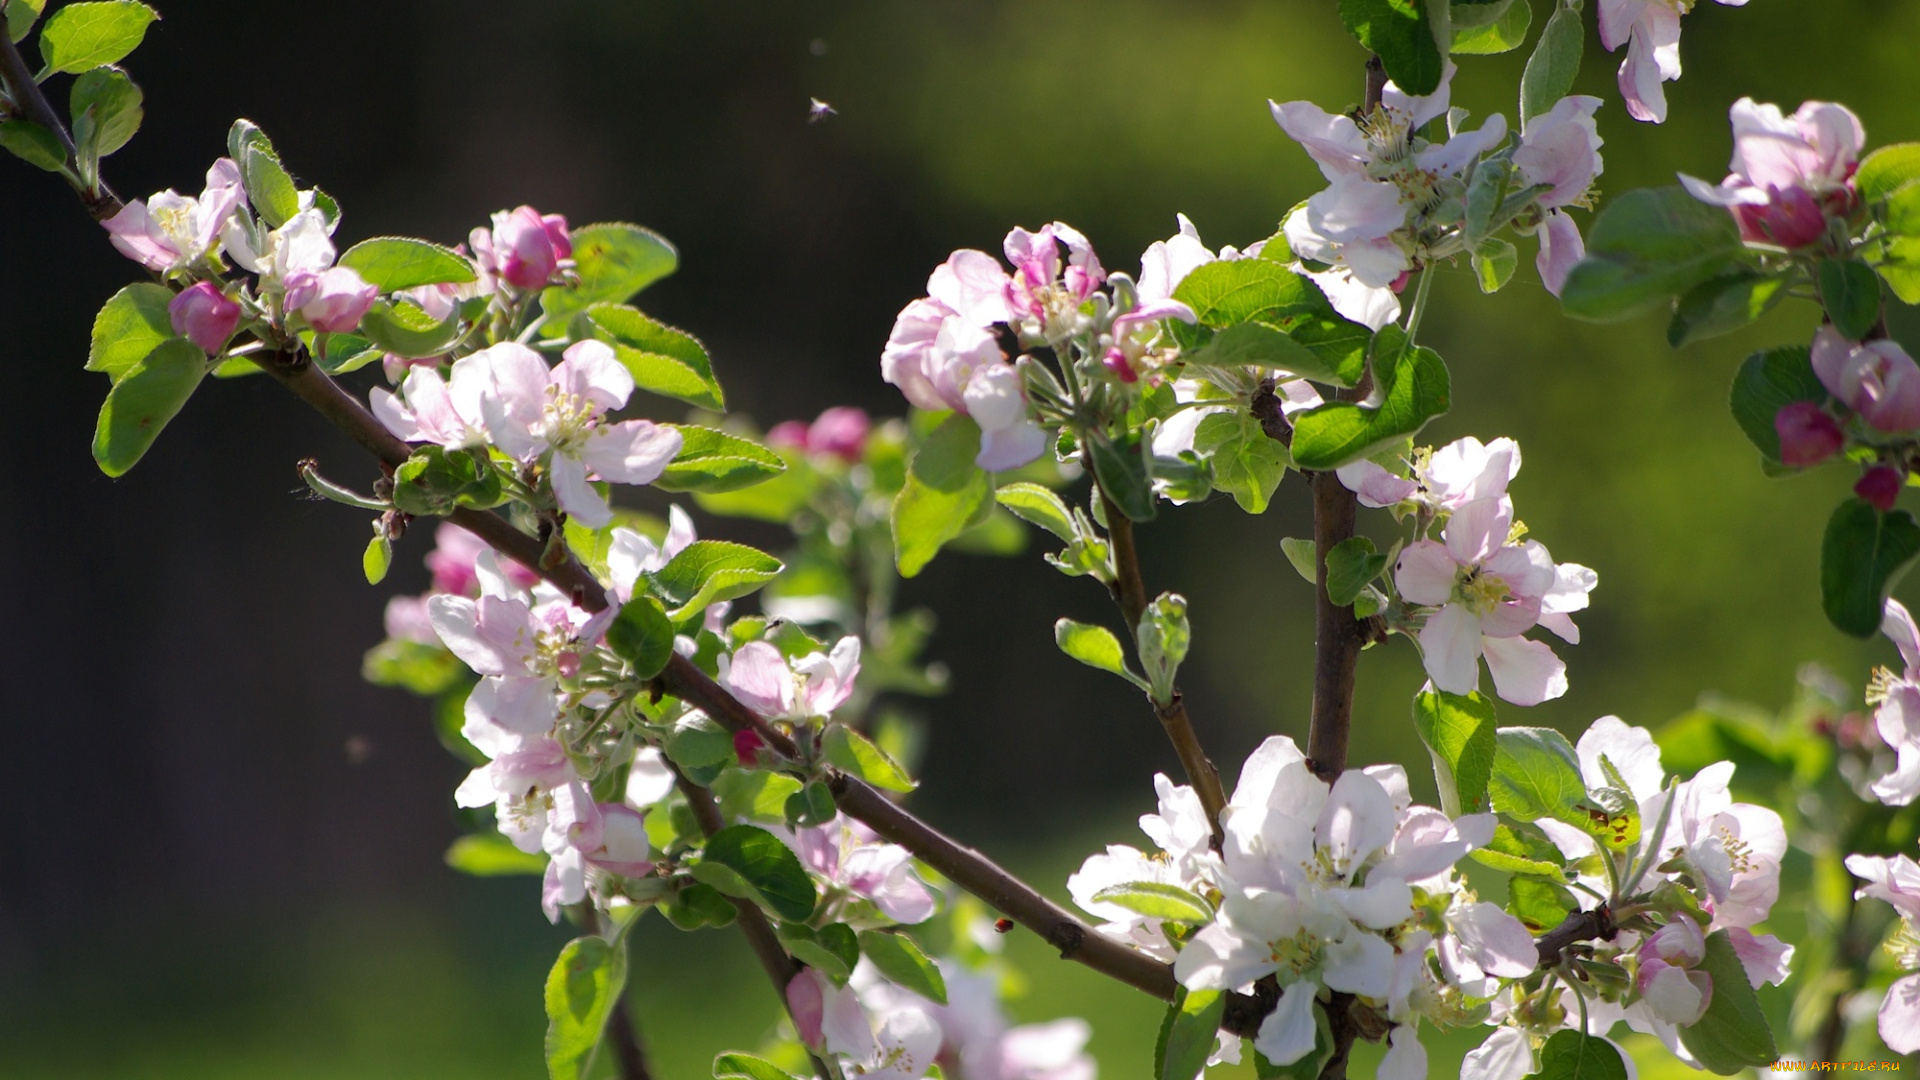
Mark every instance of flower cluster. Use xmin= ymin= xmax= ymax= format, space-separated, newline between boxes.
xmin=1842 ymin=851 xmax=1920 ymax=1054
xmin=1682 ymin=99 xmax=1865 ymax=252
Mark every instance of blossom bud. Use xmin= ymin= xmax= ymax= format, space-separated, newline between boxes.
xmin=1644 ymin=918 xmax=1708 ymax=966
xmin=285 ymin=266 xmax=378 ymax=333
xmin=765 ymin=420 xmax=810 ymax=452
xmin=1857 ymin=465 xmax=1904 ymax=512
xmin=1637 ymin=960 xmax=1713 ymax=1025
xmin=1102 ymin=346 xmax=1138 ymax=383
xmin=808 ymin=407 xmax=870 ymax=461
xmin=168 ymin=281 xmax=241 ymax=354
xmin=786 ymin=971 xmax=826 ymax=1048
xmin=1735 ymin=187 xmax=1830 ymax=250
xmin=1774 ymin=402 xmax=1845 ymax=467
xmin=492 ymin=205 xmax=567 ymax=290
xmin=733 ymin=728 xmax=768 ymax=766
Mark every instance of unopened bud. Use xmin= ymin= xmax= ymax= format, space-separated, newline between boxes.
xmin=1774 ymin=402 xmax=1844 ymax=468
xmin=1856 ymin=465 xmax=1904 ymax=512
xmin=168 ymin=281 xmax=241 ymax=354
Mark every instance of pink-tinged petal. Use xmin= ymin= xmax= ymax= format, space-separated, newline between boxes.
xmin=1419 ymin=604 xmax=1486 ymax=696
xmin=1881 ymin=973 xmax=1920 ymax=1054
xmin=1375 ymin=807 xmax=1474 ymax=882
xmin=1887 ymin=600 xmax=1920 ymax=674
xmin=1640 ymin=962 xmax=1712 ymax=1025
xmin=1576 ymin=715 xmax=1666 ymax=802
xmin=1456 ymin=902 xmax=1539 ymax=978
xmin=1175 ymin=919 xmax=1277 ymax=992
xmin=1417 ymin=114 xmax=1509 ymax=179
xmin=1537 ymin=210 xmax=1586 ymax=297
xmin=1378 ymin=1026 xmax=1428 ymax=1080
xmin=580 ymin=419 xmax=682 ymax=486
xmin=787 ymin=970 xmax=827 ymax=1047
xmin=1678 ymin=172 xmax=1764 ymax=208
xmin=1381 ymin=61 xmax=1456 ymax=128
xmin=1336 ymin=879 xmax=1414 ymax=929
xmin=1318 ymin=771 xmax=1398 ymax=871
xmin=1794 ymin=101 xmax=1866 ymax=184
xmin=1227 ymin=735 xmax=1309 ymax=810
xmin=1810 ymin=325 xmax=1854 ymax=398
xmin=555 ymin=339 xmax=636 ymax=412
xmin=1444 ymin=496 xmax=1513 ymax=566
xmin=1617 ymin=22 xmax=1672 ymax=124
xmin=1270 ymin=99 xmax=1370 ymax=181
xmin=370 ymin=386 xmax=425 ymax=441
xmin=976 ymin=419 xmax=1048 ymax=471
xmin=1463 ymin=1027 xmax=1534 ymax=1080
xmin=1338 ymin=459 xmax=1419 ymax=508
xmin=1254 ymin=981 xmax=1322 ymax=1065
xmin=1395 ymin=541 xmax=1459 ymax=605
xmin=1645 ymin=918 xmax=1707 ymax=965
xmin=625 ymin=748 xmax=676 ymax=808
xmin=549 ymin=452 xmax=612 ymax=529
xmin=926 ymin=248 xmax=1014 ymax=326
xmin=1482 ymin=634 xmax=1567 ymax=705
xmin=427 ymin=594 xmax=536 ymax=675
xmin=102 ymin=201 xmax=177 ymax=271
xmin=1323 ymin=930 xmax=1396 ymax=997
xmin=1848 ymin=852 xmax=1920 ymax=920
xmin=466 ymin=675 xmax=560 ymax=735
xmin=1304 ymin=264 xmax=1403 ymax=330
xmin=723 ymin=641 xmax=796 ymax=717
xmin=1724 ymin=928 xmax=1794 ymax=988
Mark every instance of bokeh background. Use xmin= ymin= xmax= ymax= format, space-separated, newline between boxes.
xmin=4 ymin=0 xmax=1920 ymax=1076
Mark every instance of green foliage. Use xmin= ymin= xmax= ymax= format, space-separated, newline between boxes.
xmin=37 ymin=1 xmax=156 ymax=76
xmin=0 ymin=118 xmax=66 ymax=171
xmin=1560 ymin=187 xmax=1747 ymax=321
xmin=1089 ymin=881 xmax=1214 ymax=924
xmin=575 ymin=304 xmax=725 ymax=411
xmin=92 ymin=337 xmax=205 ymax=476
xmin=1338 ymin=0 xmax=1444 ymax=96
xmin=541 ymin=223 xmax=678 ymax=323
xmin=362 ymin=531 xmax=392 ymax=584
xmin=1136 ymin=592 xmax=1191 ymax=707
xmin=1155 ymin=987 xmax=1225 ymax=1080
xmin=666 ymin=714 xmax=735 ymax=772
xmin=662 ymin=881 xmax=738 ymax=930
xmin=858 ymin=931 xmax=948 ymax=1004
xmin=1821 ymin=498 xmax=1920 ymax=638
xmin=649 ymin=540 xmax=784 ymax=621
xmin=713 ymin=1053 xmax=805 ymax=1080
xmin=1088 ymin=428 xmax=1157 ymax=522
xmin=1508 ymin=875 xmax=1577 ymax=931
xmin=1677 ymin=930 xmax=1779 ymax=1073
xmin=362 ymin=638 xmax=467 ymax=696
xmin=823 ymin=725 xmax=917 ymax=792
xmin=1413 ymin=688 xmax=1499 ymax=815
xmin=1473 ymin=237 xmax=1519 ymax=293
xmin=891 ymin=414 xmax=990 ymax=576
xmin=995 ymin=481 xmax=1076 ymax=541
xmin=1817 ymin=258 xmax=1882 ymax=341
xmin=1197 ymin=322 xmax=1356 ymax=386
xmin=1471 ymin=820 xmax=1570 ymax=880
xmin=543 ymin=936 xmax=629 ymax=1080
xmin=1281 ymin=537 xmax=1318 ymax=583
xmin=1519 ymin=3 xmax=1582 ymax=125
xmin=778 ymin=923 xmax=859 ymax=985
xmin=389 ymin=446 xmax=502 ymax=516
xmin=1488 ymin=726 xmax=1587 ymax=822
xmin=1727 ymin=345 xmax=1825 ymax=463
xmin=1454 ymin=0 xmax=1530 ymax=55
xmin=358 ymin=298 xmax=464 ymax=358
xmin=1290 ymin=327 xmax=1451 ymax=470
xmin=1055 ymin=619 xmax=1150 ymax=692
xmin=6 ymin=0 xmax=44 ymax=43
xmin=656 ymin=425 xmax=785 ymax=493
xmin=1172 ymin=259 xmax=1369 ymax=385
xmin=338 ymin=237 xmax=477 ymax=292
xmin=70 ymin=65 xmax=142 ymax=160
xmin=88 ymin=282 xmax=173 ymax=381
xmin=1325 ymin=537 xmax=1389 ymax=607
xmin=1857 ymin=142 xmax=1920 ymax=204
xmin=1523 ymin=1030 xmax=1629 ymax=1080
xmin=712 ymin=768 xmax=803 ymax=824
xmin=1193 ymin=410 xmax=1288 ymax=514
xmin=607 ymin=596 xmax=675 ymax=680
xmin=444 ymin=833 xmax=547 ymax=877
xmin=1667 ymin=271 xmax=1789 ymax=347
xmin=694 ymin=825 xmax=817 ymax=922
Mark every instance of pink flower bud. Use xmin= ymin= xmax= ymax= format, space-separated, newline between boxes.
xmin=733 ymin=728 xmax=767 ymax=766
xmin=168 ymin=281 xmax=241 ymax=354
xmin=1774 ymin=402 xmax=1845 ymax=467
xmin=786 ymin=971 xmax=826 ymax=1048
xmin=1735 ymin=186 xmax=1830 ymax=249
xmin=1857 ymin=465 xmax=1904 ymax=512
xmin=1102 ymin=346 xmax=1138 ymax=383
xmin=541 ymin=213 xmax=572 ymax=260
xmin=807 ymin=407 xmax=870 ymax=461
xmin=1643 ymin=918 xmax=1708 ymax=967
xmin=492 ymin=206 xmax=564 ymax=290
xmin=765 ymin=420 xmax=810 ymax=452
xmin=285 ymin=267 xmax=378 ymax=333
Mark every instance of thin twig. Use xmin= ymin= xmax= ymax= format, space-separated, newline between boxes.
xmin=604 ymin=998 xmax=653 ymax=1080
xmin=0 ymin=25 xmax=120 ymax=218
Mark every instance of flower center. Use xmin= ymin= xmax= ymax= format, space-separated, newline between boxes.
xmin=541 ymin=384 xmax=603 ymax=452
xmin=1268 ymin=927 xmax=1323 ymax=977
xmin=1717 ymin=826 xmax=1755 ymax=875
xmin=1455 ymin=566 xmax=1511 ymax=616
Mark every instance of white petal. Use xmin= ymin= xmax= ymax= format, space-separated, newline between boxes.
xmin=1482 ymin=635 xmax=1568 ymax=706
xmin=1253 ymin=981 xmax=1321 ymax=1065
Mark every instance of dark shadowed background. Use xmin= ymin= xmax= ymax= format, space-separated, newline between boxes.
xmin=4 ymin=1 xmax=1919 ymax=1075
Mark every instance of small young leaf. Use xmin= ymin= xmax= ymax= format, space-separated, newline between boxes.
xmin=823 ymin=725 xmax=918 ymax=793
xmin=37 ymin=1 xmax=157 ymax=75
xmin=1339 ymin=0 xmax=1444 ymax=96
xmin=241 ymin=144 xmax=299 ymax=229
xmin=358 ymin=298 xmax=463 ymax=358
xmin=69 ymin=65 xmax=142 ymax=158
xmin=1325 ymin=537 xmax=1389 ymax=607
xmin=785 ymin=780 xmax=837 ymax=829
xmin=712 ymin=1053 xmax=805 ymax=1080
xmin=88 ymin=282 xmax=174 ymax=381
xmin=92 ymin=337 xmax=207 ymax=477
xmin=338 ymin=237 xmax=477 ymax=292
xmin=1522 ymin=1030 xmax=1629 ymax=1080
xmin=1054 ymin=619 xmax=1148 ymax=691
xmin=1470 ymin=821 xmax=1570 ymax=881
xmin=1454 ymin=0 xmax=1530 ymax=55
xmin=1158 ymin=987 xmax=1227 ymax=1080
xmin=0 ymin=119 xmax=67 ymax=171
xmin=1857 ymin=142 xmax=1920 ymax=205
xmin=712 ymin=768 xmax=803 ymax=824
xmin=778 ymin=923 xmax=858 ymax=985
xmin=1194 ymin=411 xmax=1288 ymax=514
xmin=892 ymin=414 xmax=990 ymax=577
xmin=699 ymin=824 xmax=817 ymax=922
xmin=1088 ymin=429 xmax=1157 ymax=522
xmin=655 ymin=425 xmax=785 ymax=493
xmin=665 ymin=714 xmax=734 ymax=771
xmin=858 ymin=931 xmax=948 ymax=1004
xmin=544 ymin=936 xmax=629 ymax=1080
xmin=362 ymin=639 xmax=467 ymax=697
xmin=1413 ymin=688 xmax=1499 ymax=816
xmin=1136 ymin=592 xmax=1191 ymax=707
xmin=1676 ymin=930 xmax=1779 ymax=1074
xmin=1818 ymin=257 xmax=1883 ymax=342
xmin=995 ymin=482 xmax=1076 ymax=541
xmin=1488 ymin=726 xmax=1588 ymax=822
xmin=363 ymin=531 xmax=392 ymax=584
xmin=444 ymin=833 xmax=547 ymax=876
xmin=1290 ymin=328 xmax=1452 ymax=470
xmin=1668 ymin=270 xmax=1789 ymax=347
xmin=1090 ymin=881 xmax=1215 ymax=924
xmin=650 ymin=540 xmax=784 ymax=622
xmin=1281 ymin=537 xmax=1318 ymax=583
xmin=607 ymin=596 xmax=675 ymax=679
xmin=1822 ymin=498 xmax=1920 ymax=638
xmin=1519 ymin=3 xmax=1582 ymax=124
xmin=541 ymin=223 xmax=679 ymax=323
xmin=7 ymin=0 xmax=45 ymax=42
xmin=1473 ymin=237 xmax=1519 ymax=293
xmin=579 ymin=304 xmax=725 ymax=411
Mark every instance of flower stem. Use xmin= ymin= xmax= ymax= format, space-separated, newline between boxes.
xmin=1403 ymin=264 xmax=1436 ymax=347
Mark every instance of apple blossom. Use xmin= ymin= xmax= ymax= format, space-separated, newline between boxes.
xmin=168 ymin=281 xmax=241 ymax=354
xmin=790 ymin=966 xmax=943 ymax=1080
xmin=1774 ymin=401 xmax=1846 ymax=467
xmin=476 ymin=205 xmax=573 ymax=291
xmin=1003 ymin=222 xmax=1105 ymax=340
xmin=1867 ymin=600 xmax=1920 ymax=805
xmin=1338 ymin=434 xmax=1522 ymax=512
xmin=102 ymin=157 xmax=245 ymax=272
xmin=1681 ymin=98 xmax=1863 ymax=247
xmin=1600 ymin=0 xmax=1750 ymax=125
xmin=785 ymin=814 xmax=936 ymax=927
xmin=859 ymin=960 xmax=1096 ymax=1080
xmin=1634 ymin=919 xmax=1714 ymax=1026
xmin=1858 ymin=465 xmax=1904 ymax=512
xmin=426 ymin=566 xmax=608 ymax=735
xmin=1068 ymin=773 xmax=1220 ymax=960
xmin=283 ymin=265 xmax=378 ymax=333
xmin=224 ymin=206 xmax=337 ymax=286
xmin=1811 ymin=326 xmax=1920 ymax=434
xmin=717 ymin=637 xmax=860 ymax=721
xmin=1513 ymin=96 xmax=1605 ymax=295
xmin=370 ymin=355 xmax=491 ymax=449
xmin=471 ymin=339 xmax=683 ymax=527
xmin=1844 ymin=851 xmax=1920 ymax=1053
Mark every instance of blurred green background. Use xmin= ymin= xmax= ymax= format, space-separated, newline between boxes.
xmin=4 ymin=0 xmax=1920 ymax=1075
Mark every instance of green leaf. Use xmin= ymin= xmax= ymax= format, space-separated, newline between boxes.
xmin=1473 ymin=237 xmax=1520 ymax=293
xmin=891 ymin=414 xmax=990 ymax=577
xmin=541 ymin=223 xmax=678 ymax=323
xmin=1281 ymin=537 xmax=1318 ymax=583
xmin=1819 ymin=258 xmax=1883 ymax=342
xmin=1325 ymin=537 xmax=1389 ymax=607
xmin=655 ymin=425 xmax=785 ymax=493
xmin=1667 ymin=270 xmax=1789 ymax=347
xmin=1728 ymin=346 xmax=1825 ymax=462
xmin=713 ymin=1053 xmax=805 ymax=1080
xmin=363 ymin=531 xmax=392 ymax=584
xmin=824 ymin=725 xmax=918 ymax=793
xmin=0 ymin=119 xmax=66 ymax=171
xmin=445 ymin=832 xmax=547 ymax=876
xmin=390 ymin=445 xmax=497 ymax=516
xmin=226 ymin=118 xmax=277 ymax=167
xmin=698 ymin=824 xmax=816 ymax=922
xmin=37 ymin=1 xmax=156 ymax=75
xmin=607 ymin=596 xmax=675 ymax=679
xmin=1339 ymin=0 xmax=1444 ymax=96
xmin=1174 ymin=258 xmax=1330 ymax=327
xmin=1488 ymin=726 xmax=1587 ymax=822
xmin=1136 ymin=592 xmax=1191 ymax=707
xmin=1290 ymin=327 xmax=1451 ymax=470
xmin=241 ymin=144 xmax=298 ymax=230
xmin=1583 ymin=755 xmax=1641 ymax=853
xmin=1822 ymin=498 xmax=1920 ymax=638
xmin=995 ymin=482 xmax=1076 ymax=541
xmin=650 ymin=540 xmax=784 ymax=622
xmin=313 ymin=332 xmax=383 ymax=375
xmin=1523 ymin=1030 xmax=1629 ymax=1080
xmin=358 ymin=298 xmax=463 ymax=359
xmin=1876 ymin=234 xmax=1920 ymax=304
xmin=1453 ymin=0 xmax=1530 ymax=54
xmin=70 ymin=65 xmax=141 ymax=158
xmin=859 ymin=931 xmax=948 ymax=1003
xmin=1055 ymin=619 xmax=1148 ymax=691
xmin=1158 ymin=987 xmax=1226 ymax=1080
xmin=1090 ymin=881 xmax=1215 ymax=924
xmin=544 ymin=936 xmax=629 ymax=1080
xmin=1508 ymin=875 xmax=1578 ymax=931
xmin=1677 ymin=930 xmax=1779 ymax=1074
xmin=713 ymin=768 xmax=804 ymax=824
xmin=1450 ymin=0 xmax=1515 ymax=28
xmin=1857 ymin=142 xmax=1920 ymax=205
xmin=7 ymin=0 xmax=45 ymax=42
xmin=578 ymin=304 xmax=724 ymax=411
xmin=88 ymin=282 xmax=174 ymax=381
xmin=1088 ymin=429 xmax=1157 ymax=522
xmin=1194 ymin=410 xmax=1287 ymax=514
xmin=1413 ymin=688 xmax=1499 ymax=815
xmin=666 ymin=714 xmax=735 ymax=771
xmin=695 ymin=447 xmax=815 ymax=523
xmin=777 ymin=922 xmax=860 ymax=985
xmin=338 ymin=237 xmax=477 ymax=292
xmin=1560 ymin=187 xmax=1748 ymax=321
xmin=662 ymin=881 xmax=738 ymax=930
xmin=1519 ymin=3 xmax=1582 ymax=124
xmin=362 ymin=638 xmax=467 ymax=696
xmin=92 ymin=337 xmax=206 ymax=477
xmin=785 ymin=780 xmax=838 ymax=829
xmin=1470 ymin=820 xmax=1570 ymax=881
xmin=1197 ymin=322 xmax=1355 ymax=386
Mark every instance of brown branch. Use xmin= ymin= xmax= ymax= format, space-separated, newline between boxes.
xmin=1099 ymin=492 xmax=1228 ymax=845
xmin=604 ymin=998 xmax=653 ymax=1080
xmin=1534 ymin=904 xmax=1618 ymax=970
xmin=0 ymin=23 xmax=120 ymax=218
